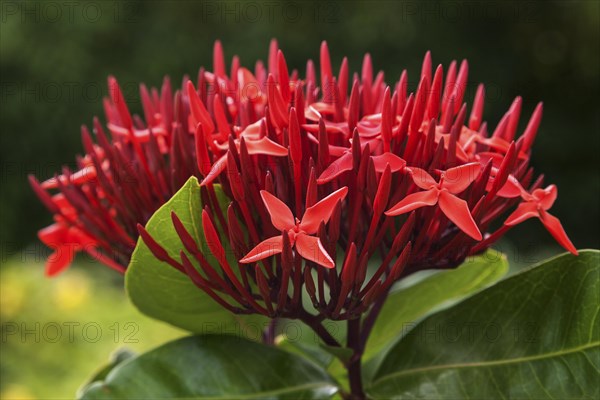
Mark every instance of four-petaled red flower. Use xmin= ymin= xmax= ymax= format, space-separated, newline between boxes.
xmin=386 ymin=163 xmax=483 ymax=240
xmin=504 ymin=184 xmax=577 ymax=255
xmin=38 ymin=223 xmax=97 ymax=276
xmin=240 ymin=187 xmax=348 ymax=269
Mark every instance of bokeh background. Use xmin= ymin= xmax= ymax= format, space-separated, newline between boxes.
xmin=1 ymin=1 xmax=599 ymax=398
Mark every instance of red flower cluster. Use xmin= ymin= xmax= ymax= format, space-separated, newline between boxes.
xmin=32 ymin=41 xmax=576 ymax=321
xmin=30 ymin=75 xmax=195 ymax=275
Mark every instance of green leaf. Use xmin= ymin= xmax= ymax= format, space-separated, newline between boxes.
xmin=277 ymin=337 xmax=335 ymax=369
xmin=364 ymin=250 xmax=509 ymax=361
xmin=78 ymin=335 xmax=339 ymax=399
xmin=369 ymin=250 xmax=600 ymax=399
xmin=125 ymin=177 xmax=266 ymax=334
xmin=77 ymin=349 xmax=135 ymax=397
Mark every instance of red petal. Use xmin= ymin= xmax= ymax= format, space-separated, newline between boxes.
xmin=245 ymin=137 xmax=288 ymax=156
xmin=300 ymin=187 xmax=348 ymax=234
xmin=536 ymin=185 xmax=557 ymax=210
xmin=194 ymin=124 xmax=212 ymax=176
xmin=522 ymin=102 xmax=543 ymax=152
xmin=199 ymin=154 xmax=227 ymax=186
xmin=486 ymin=175 xmax=523 ymax=199
xmin=38 ymin=224 xmax=68 ymax=246
xmin=46 ymin=247 xmax=75 ymax=276
xmin=451 ymin=60 xmax=468 ymax=112
xmin=288 ymin=108 xmax=302 ymax=163
xmin=438 ymin=191 xmax=482 ymax=240
xmin=213 ymin=40 xmax=226 ymax=78
xmin=495 ymin=175 xmax=523 ymax=198
xmin=108 ymin=76 xmax=132 ymax=129
xmin=540 ymin=211 xmax=578 ymax=255
xmin=278 ymin=50 xmax=291 ymax=102
xmin=213 ymin=94 xmax=231 ymax=137
xmin=371 ymin=153 xmax=406 ymax=173
xmin=304 ymin=131 xmax=347 ymax=156
xmin=385 ymin=189 xmax=439 ymax=216
xmin=70 ymin=166 xmax=97 ymax=186
xmin=469 ymin=84 xmax=485 ymax=130
xmin=268 ymin=39 xmax=278 ymax=75
xmin=421 ymin=51 xmax=432 ymax=84
xmin=260 ymin=190 xmax=295 ymax=231
xmin=320 ymin=41 xmax=333 ymax=92
xmin=373 ymin=165 xmax=392 ymax=216
xmin=201 ymin=210 xmax=226 ymax=260
xmin=295 ymin=233 xmax=335 ymax=269
xmin=239 ymin=236 xmax=283 ymax=263
xmin=41 ymin=166 xmax=96 ymax=189
xmin=266 ymin=74 xmax=288 ymax=128
xmin=442 ymin=163 xmax=481 ymax=193
xmin=426 ymin=65 xmax=444 ymax=120
xmin=476 ymin=152 xmax=505 ymax=169
xmin=237 ymin=67 xmax=263 ymax=104
xmin=504 ymin=202 xmax=540 ymax=226
xmin=186 ymin=81 xmax=215 ymax=133
xmin=381 ymin=88 xmax=392 ymax=151
xmin=67 ymin=228 xmax=97 ymax=247
xmin=408 ymin=168 xmax=437 ymax=190
xmin=52 ymin=193 xmax=70 ymax=210
xmin=317 ymin=152 xmax=353 ymax=184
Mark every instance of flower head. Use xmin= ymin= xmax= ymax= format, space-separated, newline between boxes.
xmin=33 ymin=40 xmax=576 ymax=321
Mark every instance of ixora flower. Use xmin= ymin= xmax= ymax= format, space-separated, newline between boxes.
xmin=32 ymin=40 xmax=589 ymax=400
xmin=239 ymin=187 xmax=349 ymax=269
xmin=31 ymin=40 xmax=576 ymax=298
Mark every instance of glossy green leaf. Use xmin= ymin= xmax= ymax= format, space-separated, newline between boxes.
xmin=364 ymin=250 xmax=509 ymax=361
xmin=125 ymin=177 xmax=266 ymax=335
xmin=78 ymin=335 xmax=339 ymax=399
xmin=369 ymin=250 xmax=599 ymax=399
xmin=77 ymin=349 xmax=135 ymax=397
xmin=277 ymin=337 xmax=335 ymax=369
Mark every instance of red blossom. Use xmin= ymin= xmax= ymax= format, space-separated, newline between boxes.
xmin=385 ymin=164 xmax=483 ymax=241
xmin=504 ymin=185 xmax=577 ymax=255
xmin=31 ymin=40 xmax=576 ymax=322
xmin=240 ymin=187 xmax=348 ymax=269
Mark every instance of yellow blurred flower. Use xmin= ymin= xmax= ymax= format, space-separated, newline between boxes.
xmin=0 ymin=278 xmax=25 ymax=318
xmin=52 ymin=272 xmax=90 ymax=311
xmin=1 ymin=384 xmax=36 ymax=400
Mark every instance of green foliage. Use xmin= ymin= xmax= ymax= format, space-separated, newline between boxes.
xmin=329 ymin=251 xmax=509 ymax=387
xmin=368 ymin=250 xmax=600 ymax=398
xmin=74 ymin=250 xmax=599 ymax=398
xmin=77 ymin=349 xmax=135 ymax=395
xmin=126 ymin=177 xmax=266 ymax=335
xmin=364 ymin=250 xmax=509 ymax=361
xmin=78 ymin=335 xmax=338 ymax=399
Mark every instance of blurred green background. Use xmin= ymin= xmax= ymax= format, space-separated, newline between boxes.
xmin=1 ymin=0 xmax=599 ymax=398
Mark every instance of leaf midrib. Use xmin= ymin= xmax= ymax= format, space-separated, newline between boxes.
xmin=373 ymin=340 xmax=600 ymax=386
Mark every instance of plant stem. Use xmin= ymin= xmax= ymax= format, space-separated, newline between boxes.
xmin=347 ymin=317 xmax=365 ymax=399
xmin=298 ymin=310 xmax=341 ymax=348
xmin=359 ymin=287 xmax=391 ymax=348
xmin=262 ymin=318 xmax=277 ymax=345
